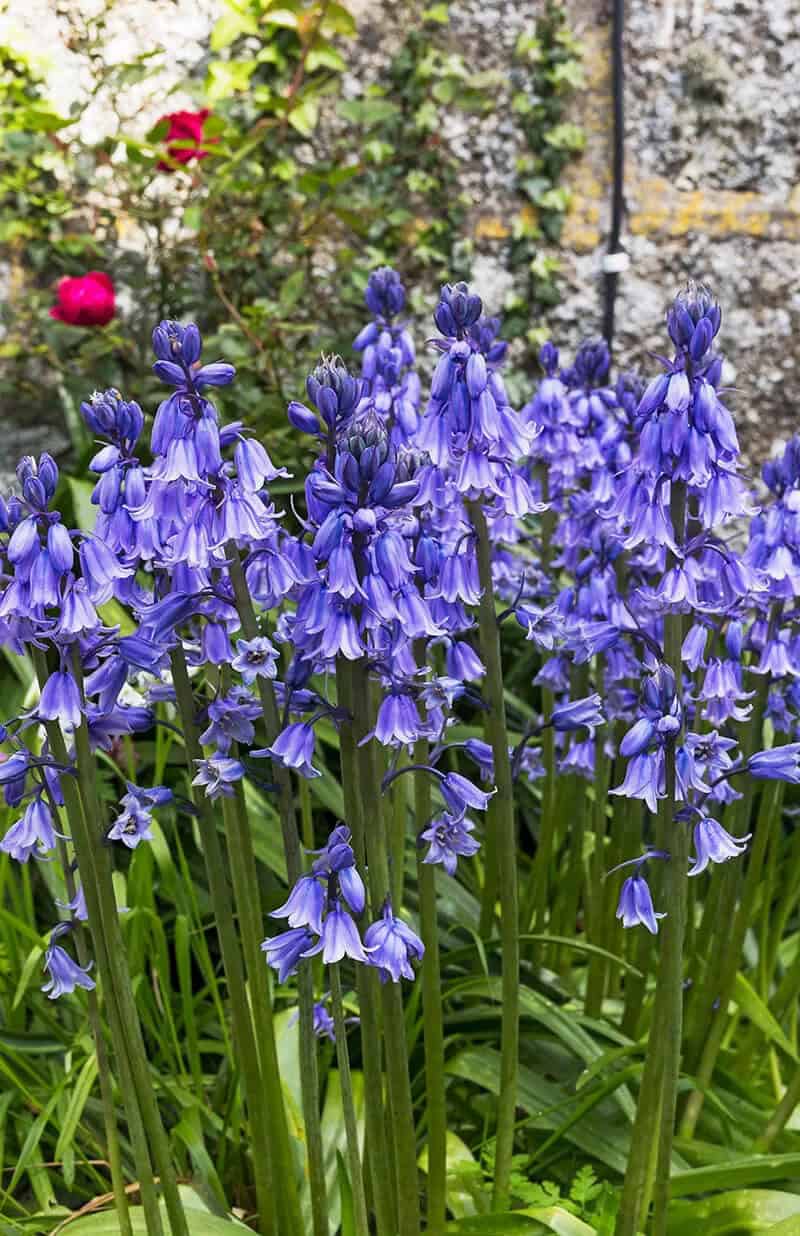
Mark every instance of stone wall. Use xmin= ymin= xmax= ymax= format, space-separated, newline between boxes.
xmin=3 ymin=0 xmax=799 ymax=468
xmin=556 ymin=0 xmax=800 ymax=465
xmin=342 ymin=0 xmax=800 ymax=462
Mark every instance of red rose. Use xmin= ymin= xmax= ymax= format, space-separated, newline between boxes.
xmin=49 ymin=271 xmax=115 ymax=328
xmin=157 ymin=108 xmax=215 ymax=170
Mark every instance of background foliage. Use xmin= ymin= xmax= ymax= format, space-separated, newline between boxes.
xmin=0 ymin=0 xmax=583 ymax=474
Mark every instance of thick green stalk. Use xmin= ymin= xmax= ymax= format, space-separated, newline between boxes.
xmin=33 ymin=653 xmax=184 ymax=1236
xmin=336 ymin=659 xmax=397 ymax=1236
xmin=329 ymin=964 xmax=370 ymax=1236
xmin=684 ymin=675 xmax=771 ymax=1073
xmin=224 ymin=784 xmax=303 ymax=1236
xmin=585 ymin=707 xmax=612 ymax=1016
xmin=526 ymin=464 xmax=557 ymax=945
xmin=389 ymin=747 xmax=408 ymax=909
xmin=225 ymin=546 xmax=328 ymax=1236
xmin=528 ymin=707 xmax=556 ymax=941
xmin=616 ymin=487 xmax=687 ymax=1236
xmin=414 ymin=734 xmax=447 ymax=1236
xmin=651 ymin=750 xmax=690 ymax=1235
xmin=351 ymin=675 xmax=420 ymax=1236
xmin=680 ymin=726 xmax=777 ymax=1140
xmin=757 ymin=1062 xmax=800 ymax=1151
xmin=467 ymin=501 xmax=519 ymax=1211
xmin=70 ymin=678 xmax=189 ymax=1236
xmin=169 ymin=648 xmax=277 ymax=1236
xmin=51 ymin=831 xmax=133 ymax=1236
xmin=554 ymin=772 xmax=586 ymax=977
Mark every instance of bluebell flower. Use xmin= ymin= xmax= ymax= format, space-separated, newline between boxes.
xmin=39 ymin=670 xmax=83 ymax=730
xmin=550 ymin=694 xmax=605 ymax=736
xmin=253 ymin=721 xmax=320 ymax=779
xmin=688 ymin=816 xmax=750 ymax=876
xmin=311 ymin=1000 xmax=338 ymax=1041
xmin=611 ymin=750 xmax=664 ymax=814
xmin=463 ymin=739 xmax=494 ymax=782
xmin=262 ymin=926 xmax=316 ymax=983
xmin=615 ymin=874 xmax=664 ymax=934
xmin=362 ymin=266 xmax=406 ymax=320
xmin=748 ymin=744 xmax=800 ymax=783
xmin=319 ymin=832 xmax=367 ymax=916
xmin=439 ymin=771 xmax=495 ymax=815
xmin=192 ymin=756 xmax=245 ymax=799
xmin=232 ymin=636 xmax=279 ymax=685
xmin=420 ymin=814 xmax=480 ymax=875
xmin=302 ymin=900 xmax=369 ymax=965
xmin=200 ymin=687 xmax=262 ymax=752
xmin=57 ymin=886 xmax=88 ymax=922
xmin=41 ymin=925 xmax=95 ymax=999
xmin=0 ymin=796 xmax=56 ymax=862
xmin=271 ymin=874 xmax=325 ymax=934
xmin=373 ymin=689 xmax=423 ymax=747
xmin=363 ymin=901 xmax=424 ymax=982
xmin=106 ymin=785 xmax=169 ymax=850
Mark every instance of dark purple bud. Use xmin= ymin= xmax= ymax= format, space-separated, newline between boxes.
xmin=705 ymin=355 xmax=723 ymax=387
xmin=47 ymin=523 xmax=74 ymax=573
xmin=539 ymin=341 xmax=559 ymax=375
xmin=667 ymin=302 xmax=694 ymax=348
xmin=38 ymin=454 xmax=59 ymax=498
xmin=636 ymin=372 xmax=670 ymax=419
xmin=368 ymin=460 xmax=396 ymax=505
xmin=689 ymin=318 xmax=713 ymax=362
xmin=152 ymin=360 xmax=186 ymax=386
xmin=287 ymin=401 xmax=322 ymax=435
xmin=382 ymin=480 xmax=419 ymax=508
xmin=194 ymin=362 xmax=235 ymax=388
xmin=353 ymin=508 xmax=376 ymax=535
xmin=434 ymin=302 xmax=457 ymax=337
xmin=23 ymin=476 xmax=47 ymax=509
xmin=182 ymin=323 xmax=202 ymax=366
xmin=90 ymin=445 xmax=121 ymax=474
xmin=317 ymin=387 xmax=339 ymax=425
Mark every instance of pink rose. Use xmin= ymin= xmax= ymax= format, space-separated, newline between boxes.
xmin=50 ymin=272 xmax=115 ymax=327
xmin=158 ymin=108 xmax=215 ymax=170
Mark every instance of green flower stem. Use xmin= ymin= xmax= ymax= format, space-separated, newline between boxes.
xmin=554 ymin=771 xmax=586 ymax=977
xmin=684 ymin=673 xmax=770 ymax=1071
xmin=616 ymin=485 xmax=687 ymax=1236
xmin=352 ymin=676 xmax=420 ymax=1236
xmin=51 ymin=829 xmax=133 ymax=1236
xmin=758 ymin=1061 xmax=800 ymax=1151
xmin=330 ymin=963 xmax=370 ymax=1236
xmin=467 ymin=500 xmax=519 ymax=1212
xmin=585 ymin=689 xmax=612 ymax=1016
xmin=70 ymin=669 xmax=189 ymax=1236
xmin=335 ymin=658 xmax=397 ymax=1236
xmin=679 ymin=693 xmax=774 ymax=1139
xmin=766 ymin=808 xmax=799 ymax=980
xmin=527 ymin=700 xmax=556 ymax=944
xmin=614 ymin=875 xmax=670 ymax=1235
xmin=389 ymin=747 xmax=409 ymax=909
xmin=651 ymin=746 xmax=691 ymax=1235
xmin=223 ymin=780 xmax=303 ymax=1236
xmin=33 ymin=650 xmax=185 ymax=1236
xmin=526 ymin=464 xmax=557 ymax=947
xmin=225 ymin=544 xmax=328 ymax=1236
xmin=169 ymin=648 xmax=278 ymax=1236
xmin=758 ymin=818 xmax=780 ymax=999
xmin=414 ymin=733 xmax=447 ymax=1236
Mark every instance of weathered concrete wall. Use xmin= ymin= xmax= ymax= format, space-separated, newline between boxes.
xmin=554 ymin=0 xmax=800 ymax=464
xmin=344 ymin=0 xmax=800 ymax=461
